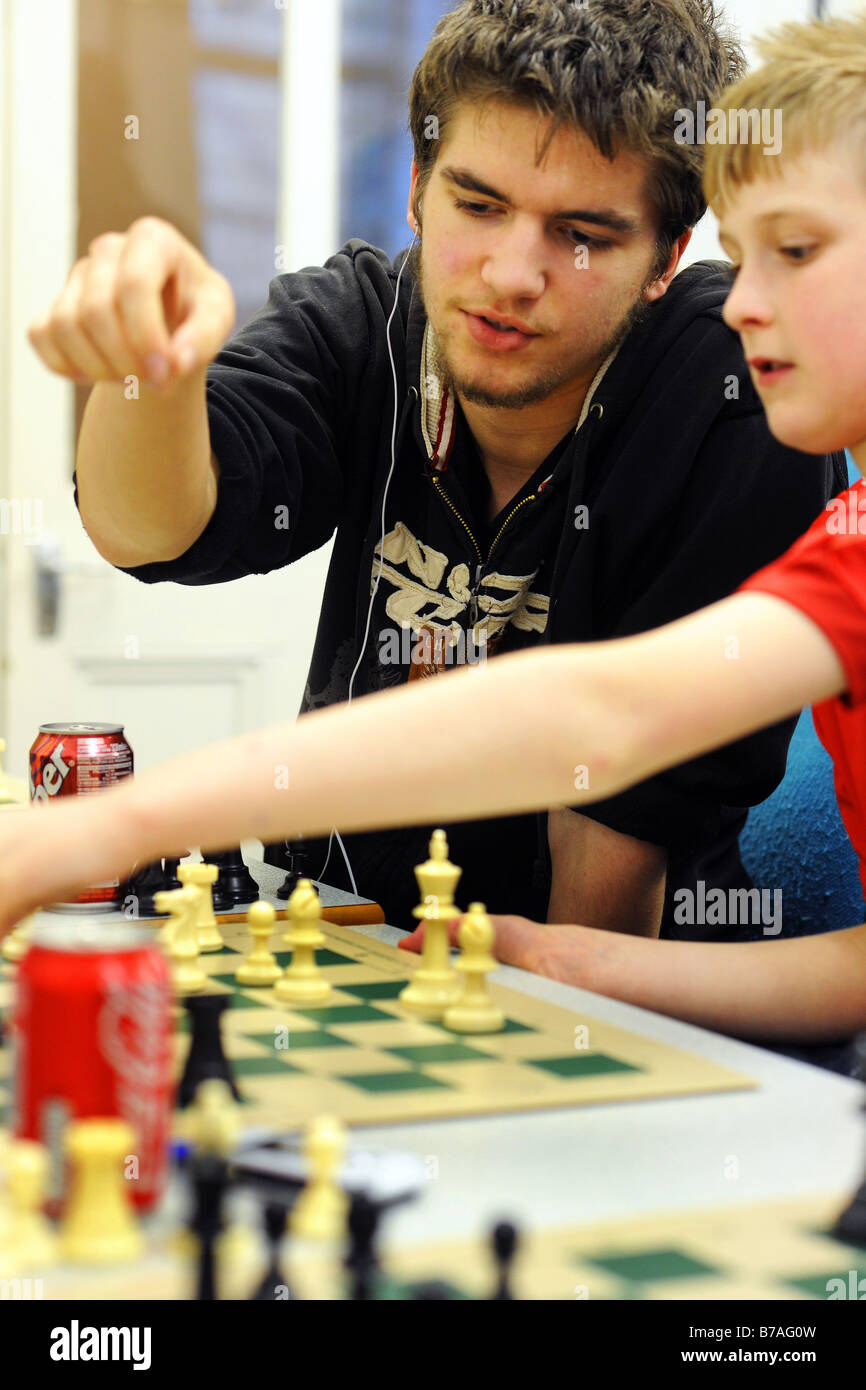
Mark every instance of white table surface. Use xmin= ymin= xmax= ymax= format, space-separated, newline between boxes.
xmin=340 ymin=916 xmax=865 ymax=1247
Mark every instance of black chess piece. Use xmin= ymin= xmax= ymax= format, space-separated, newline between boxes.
xmin=204 ymin=849 xmax=259 ymax=912
xmin=490 ymin=1220 xmax=519 ymax=1300
xmin=250 ymin=1201 xmax=293 ymax=1301
xmin=125 ymin=859 xmax=176 ymax=918
xmin=834 ymin=1034 xmax=866 ymax=1244
xmin=178 ymin=995 xmax=242 ymax=1109
xmin=411 ymin=1280 xmax=455 ymax=1300
xmin=276 ymin=837 xmax=309 ymax=901
xmin=190 ymin=1151 xmax=228 ymax=1301
xmin=344 ymin=1190 xmax=383 ymax=1300
xmin=163 ymin=857 xmax=185 ymax=892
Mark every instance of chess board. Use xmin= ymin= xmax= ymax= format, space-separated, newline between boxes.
xmin=17 ymin=1191 xmax=866 ymax=1301
xmin=0 ymin=916 xmax=756 ymax=1135
xmin=378 ymin=1191 xmax=866 ymax=1301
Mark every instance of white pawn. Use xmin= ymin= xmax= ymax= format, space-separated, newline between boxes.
xmin=2 ymin=1140 xmax=56 ymax=1271
xmin=443 ymin=903 xmax=505 ymax=1034
xmin=274 ymin=880 xmax=331 ymax=1005
xmin=184 ymin=1078 xmax=242 ymax=1157
xmin=236 ymin=901 xmax=281 ymax=987
xmin=291 ymin=1116 xmax=348 ymax=1241
xmin=0 ymin=738 xmax=26 ymax=806
xmin=2 ymin=912 xmax=36 ymax=963
xmin=60 ymin=1118 xmax=144 ymax=1264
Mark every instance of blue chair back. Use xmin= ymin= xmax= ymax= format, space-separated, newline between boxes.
xmin=740 ymin=712 xmax=863 ymax=937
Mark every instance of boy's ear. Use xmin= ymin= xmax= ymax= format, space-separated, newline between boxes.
xmin=645 ymin=228 xmax=694 ymax=302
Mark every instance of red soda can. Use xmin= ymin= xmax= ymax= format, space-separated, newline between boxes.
xmin=29 ymin=723 xmax=134 ymax=911
xmin=12 ymin=918 xmax=173 ymax=1212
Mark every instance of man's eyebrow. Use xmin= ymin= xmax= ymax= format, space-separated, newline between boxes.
xmin=440 ymin=166 xmax=642 ymax=235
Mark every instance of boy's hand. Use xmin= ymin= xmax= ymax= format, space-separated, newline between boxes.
xmin=27 ymin=216 xmax=235 ymax=392
xmin=0 ymin=799 xmax=139 ymax=936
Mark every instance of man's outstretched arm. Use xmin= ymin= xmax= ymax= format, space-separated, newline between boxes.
xmin=474 ymin=914 xmax=866 ymax=1045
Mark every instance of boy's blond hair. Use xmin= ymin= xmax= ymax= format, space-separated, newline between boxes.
xmin=703 ymin=10 xmax=866 ymax=214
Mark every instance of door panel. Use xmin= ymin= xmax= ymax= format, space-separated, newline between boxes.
xmin=0 ymin=0 xmax=337 ymax=785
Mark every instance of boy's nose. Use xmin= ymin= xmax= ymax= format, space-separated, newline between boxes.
xmin=722 ymin=267 xmax=773 ymax=334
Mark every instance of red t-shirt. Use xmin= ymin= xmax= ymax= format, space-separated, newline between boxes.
xmin=738 ymin=478 xmax=866 ymax=898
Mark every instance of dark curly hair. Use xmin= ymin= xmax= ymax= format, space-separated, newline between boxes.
xmin=408 ymin=0 xmax=745 ymax=276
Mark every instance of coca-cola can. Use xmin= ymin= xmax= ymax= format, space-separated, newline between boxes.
xmin=12 ymin=918 xmax=173 ymax=1212
xmin=29 ymin=723 xmax=134 ymax=911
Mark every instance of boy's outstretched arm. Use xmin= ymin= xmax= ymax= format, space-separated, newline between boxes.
xmin=0 ymin=590 xmax=848 ymax=936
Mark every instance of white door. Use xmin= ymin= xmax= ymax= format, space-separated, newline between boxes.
xmin=0 ymin=0 xmax=339 ymax=791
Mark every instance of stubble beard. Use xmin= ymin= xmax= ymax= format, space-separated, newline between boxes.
xmin=407 ymin=237 xmax=654 ymax=410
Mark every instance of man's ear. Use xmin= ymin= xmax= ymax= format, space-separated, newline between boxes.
xmin=644 ymin=228 xmax=694 ymax=302
xmin=407 ymin=160 xmax=421 ymax=235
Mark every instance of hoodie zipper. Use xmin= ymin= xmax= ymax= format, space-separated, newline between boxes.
xmin=430 ymin=475 xmax=537 ymax=624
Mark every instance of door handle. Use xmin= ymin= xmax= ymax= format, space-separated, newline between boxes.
xmin=32 ymin=535 xmax=63 ymax=637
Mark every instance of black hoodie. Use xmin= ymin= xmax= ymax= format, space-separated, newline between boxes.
xmin=101 ymin=240 xmax=847 ymax=939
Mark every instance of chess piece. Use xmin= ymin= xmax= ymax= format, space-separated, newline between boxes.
xmin=0 ymin=738 xmax=26 ymax=806
xmin=178 ymin=863 xmax=224 ymax=952
xmin=412 ymin=1280 xmax=456 ymax=1300
xmin=490 ymin=1220 xmax=519 ymax=1300
xmin=3 ymin=1140 xmax=56 ymax=1271
xmin=185 ymin=1080 xmax=256 ymax=1285
xmin=274 ymin=880 xmax=332 ymax=1005
xmin=443 ymin=904 xmax=504 ymax=1033
xmin=250 ymin=1201 xmax=293 ymax=1301
xmin=184 ymin=1078 xmax=241 ymax=1157
xmin=1 ymin=912 xmax=36 ymax=963
xmin=344 ymin=1190 xmax=383 ymax=1301
xmin=205 ymin=849 xmax=259 ymax=912
xmin=178 ymin=995 xmax=241 ymax=1108
xmin=60 ymin=1119 xmax=144 ymax=1264
xmin=276 ymin=837 xmax=309 ymax=901
xmin=163 ymin=857 xmax=184 ymax=891
xmin=189 ymin=1150 xmax=228 ymax=1301
xmin=236 ymin=901 xmax=281 ymax=987
xmin=154 ymin=886 xmax=208 ymax=995
xmin=834 ymin=1034 xmax=866 ymax=1244
xmin=126 ymin=859 xmax=179 ymax=919
xmin=291 ymin=1116 xmax=348 ymax=1241
xmin=399 ymin=830 xmax=461 ymax=1020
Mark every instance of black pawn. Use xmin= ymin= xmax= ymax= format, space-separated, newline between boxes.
xmin=190 ymin=1151 xmax=228 ymax=1301
xmin=163 ymin=857 xmax=185 ymax=892
xmin=205 ymin=849 xmax=259 ymax=912
xmin=344 ymin=1191 xmax=382 ymax=1300
xmin=178 ymin=994 xmax=241 ymax=1109
xmin=411 ymin=1280 xmax=455 ymax=1300
xmin=834 ymin=1035 xmax=866 ymax=1244
xmin=490 ymin=1221 xmax=519 ymax=1300
xmin=250 ymin=1202 xmax=292 ymax=1301
xmin=125 ymin=859 xmax=174 ymax=918
xmin=276 ymin=838 xmax=309 ymax=901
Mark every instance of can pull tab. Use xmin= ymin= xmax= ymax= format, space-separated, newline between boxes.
xmin=32 ymin=535 xmax=63 ymax=637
